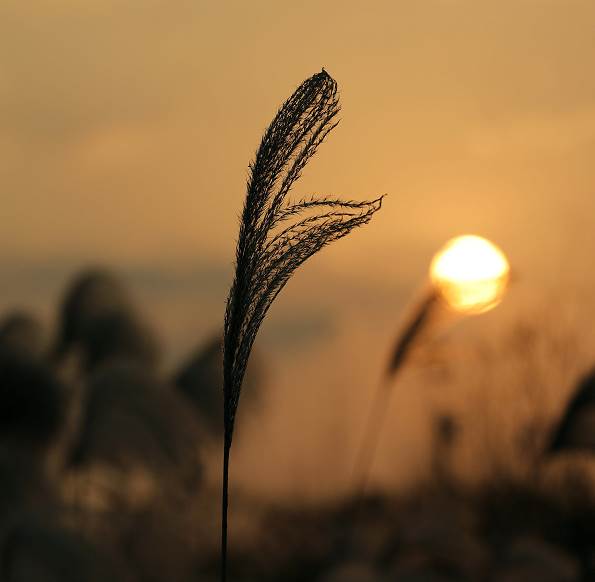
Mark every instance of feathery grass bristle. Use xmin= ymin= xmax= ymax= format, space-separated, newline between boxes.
xmin=220 ymin=69 xmax=383 ymax=582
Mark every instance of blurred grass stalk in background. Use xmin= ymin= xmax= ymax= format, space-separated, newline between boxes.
xmin=352 ymin=288 xmax=439 ymax=498
xmin=352 ymin=235 xmax=511 ymax=497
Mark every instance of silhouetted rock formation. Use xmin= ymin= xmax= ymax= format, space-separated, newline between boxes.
xmin=548 ymin=370 xmax=595 ymax=454
xmin=174 ymin=335 xmax=263 ymax=440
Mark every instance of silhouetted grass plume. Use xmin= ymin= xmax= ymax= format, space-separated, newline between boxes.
xmin=221 ymin=69 xmax=383 ymax=581
xmin=69 ymin=361 xmax=202 ymax=496
xmin=548 ymin=369 xmax=595 ymax=454
xmin=0 ymin=351 xmax=66 ymax=449
xmin=52 ymin=268 xmax=160 ymax=375
xmin=53 ymin=270 xmax=131 ymax=359
xmin=0 ymin=312 xmax=45 ymax=361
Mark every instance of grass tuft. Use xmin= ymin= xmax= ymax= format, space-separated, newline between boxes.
xmin=221 ymin=69 xmax=383 ymax=581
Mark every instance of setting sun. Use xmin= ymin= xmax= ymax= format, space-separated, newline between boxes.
xmin=430 ymin=235 xmax=510 ymax=314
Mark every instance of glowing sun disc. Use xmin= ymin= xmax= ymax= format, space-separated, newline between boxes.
xmin=430 ymin=235 xmax=510 ymax=314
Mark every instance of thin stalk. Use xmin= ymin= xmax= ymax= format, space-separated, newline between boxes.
xmin=351 ymin=375 xmax=392 ymax=500
xmin=221 ymin=440 xmax=230 ymax=582
xmin=352 ymin=289 xmax=438 ymax=497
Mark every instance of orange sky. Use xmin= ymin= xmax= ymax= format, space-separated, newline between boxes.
xmin=2 ymin=1 xmax=595 ymax=276
xmin=3 ymin=0 xmax=595 ymax=345
xmin=2 ymin=0 xmax=595 ymax=496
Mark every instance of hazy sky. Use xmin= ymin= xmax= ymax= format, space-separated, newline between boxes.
xmin=2 ymin=0 xmax=595 ymax=274
xmin=2 ymin=1 xmax=595 ymax=494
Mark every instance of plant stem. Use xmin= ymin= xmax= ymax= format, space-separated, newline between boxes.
xmin=221 ymin=441 xmax=230 ymax=582
xmin=352 ymin=289 xmax=438 ymax=498
xmin=351 ymin=376 xmax=392 ymax=499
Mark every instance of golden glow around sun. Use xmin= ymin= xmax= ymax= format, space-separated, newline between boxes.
xmin=430 ymin=235 xmax=510 ymax=314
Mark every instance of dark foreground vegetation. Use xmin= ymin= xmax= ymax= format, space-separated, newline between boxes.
xmin=0 ymin=268 xmax=594 ymax=581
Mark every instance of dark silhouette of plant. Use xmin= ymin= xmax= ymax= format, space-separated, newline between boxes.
xmin=352 ymin=290 xmax=438 ymax=497
xmin=0 ymin=311 xmax=44 ymax=361
xmin=0 ymin=346 xmax=69 ymax=447
xmin=221 ymin=69 xmax=383 ymax=581
xmin=548 ymin=369 xmax=595 ymax=454
xmin=52 ymin=269 xmax=132 ymax=362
